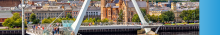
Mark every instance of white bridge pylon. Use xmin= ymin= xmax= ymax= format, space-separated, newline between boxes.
xmin=131 ymin=0 xmax=150 ymax=34
xmin=71 ymin=0 xmax=91 ymax=35
xmin=71 ymin=0 xmax=149 ymax=35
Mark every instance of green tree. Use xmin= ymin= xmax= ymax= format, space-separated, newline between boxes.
xmin=194 ymin=8 xmax=199 ymax=20
xmin=2 ymin=13 xmax=25 ymax=28
xmin=66 ymin=13 xmax=72 ymax=18
xmin=2 ymin=18 xmax=14 ymax=28
xmin=83 ymin=18 xmax=89 ymax=22
xmin=52 ymin=18 xmax=62 ymax=23
xmin=41 ymin=18 xmax=52 ymax=24
xmin=72 ymin=18 xmax=76 ymax=21
xmin=14 ymin=18 xmax=22 ymax=27
xmin=32 ymin=19 xmax=40 ymax=24
xmin=162 ymin=11 xmax=175 ymax=21
xmin=102 ymin=18 xmax=109 ymax=22
xmin=83 ymin=18 xmax=95 ymax=23
xmin=30 ymin=13 xmax=36 ymax=21
xmin=30 ymin=13 xmax=40 ymax=24
xmin=117 ymin=9 xmax=124 ymax=22
xmin=95 ymin=17 xmax=101 ymax=22
xmin=141 ymin=9 xmax=146 ymax=16
xmin=132 ymin=14 xmax=140 ymax=22
xmin=97 ymin=19 xmax=101 ymax=22
xmin=159 ymin=14 xmax=169 ymax=23
xmin=88 ymin=18 xmax=94 ymax=22
xmin=149 ymin=15 xmax=159 ymax=22
xmin=180 ymin=8 xmax=199 ymax=22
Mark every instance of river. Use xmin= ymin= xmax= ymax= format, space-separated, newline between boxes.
xmin=79 ymin=31 xmax=199 ymax=35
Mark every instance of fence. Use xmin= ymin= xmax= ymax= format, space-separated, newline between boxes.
xmin=26 ymin=22 xmax=159 ymax=35
xmin=80 ymin=22 xmax=157 ymax=26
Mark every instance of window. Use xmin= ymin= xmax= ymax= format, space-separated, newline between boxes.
xmin=131 ymin=11 xmax=133 ymax=15
xmin=74 ymin=12 xmax=75 ymax=14
xmin=70 ymin=12 xmax=72 ymax=15
xmin=39 ymin=17 xmax=41 ymax=19
xmin=91 ymin=12 xmax=92 ymax=15
xmin=86 ymin=12 xmax=88 ymax=15
xmin=76 ymin=12 xmax=77 ymax=14
xmin=96 ymin=12 xmax=98 ymax=15
xmin=106 ymin=10 xmax=107 ymax=16
xmin=108 ymin=11 xmax=110 ymax=15
xmin=92 ymin=12 xmax=94 ymax=15
xmin=88 ymin=12 xmax=90 ymax=15
xmin=45 ymin=13 xmax=46 ymax=15
xmin=93 ymin=12 xmax=95 ymax=15
xmin=28 ymin=13 xmax=30 ymax=16
xmin=27 ymin=13 xmax=29 ymax=16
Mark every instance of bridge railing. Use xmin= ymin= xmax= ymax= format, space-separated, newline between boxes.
xmin=80 ymin=22 xmax=158 ymax=26
xmin=26 ymin=23 xmax=62 ymax=35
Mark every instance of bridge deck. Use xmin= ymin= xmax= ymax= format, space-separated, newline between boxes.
xmin=78 ymin=25 xmax=162 ymax=30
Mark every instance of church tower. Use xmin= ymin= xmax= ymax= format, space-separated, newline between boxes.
xmin=171 ymin=2 xmax=176 ymax=12
xmin=101 ymin=0 xmax=107 ymax=20
xmin=146 ymin=0 xmax=150 ymax=14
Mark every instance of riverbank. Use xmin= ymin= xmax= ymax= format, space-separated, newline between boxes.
xmin=152 ymin=24 xmax=199 ymax=32
xmin=0 ymin=30 xmax=30 ymax=35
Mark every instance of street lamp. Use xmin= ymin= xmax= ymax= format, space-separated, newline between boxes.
xmin=194 ymin=12 xmax=195 ymax=24
xmin=21 ymin=0 xmax=26 ymax=35
xmin=158 ymin=14 xmax=159 ymax=23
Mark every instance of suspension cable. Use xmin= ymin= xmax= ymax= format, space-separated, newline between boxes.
xmin=46 ymin=7 xmax=66 ymax=29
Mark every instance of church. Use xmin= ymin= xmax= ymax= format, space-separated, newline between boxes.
xmin=101 ymin=0 xmax=149 ymax=22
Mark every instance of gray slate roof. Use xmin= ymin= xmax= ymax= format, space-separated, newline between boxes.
xmin=113 ymin=0 xmax=119 ymax=3
xmin=127 ymin=1 xmax=146 ymax=7
xmin=0 ymin=12 xmax=13 ymax=18
xmin=30 ymin=0 xmax=48 ymax=1
xmin=105 ymin=3 xmax=116 ymax=7
xmin=70 ymin=1 xmax=84 ymax=6
xmin=87 ymin=6 xmax=100 ymax=11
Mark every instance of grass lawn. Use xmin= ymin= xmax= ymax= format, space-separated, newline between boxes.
xmin=0 ymin=28 xmax=27 ymax=30
xmin=164 ymin=24 xmax=176 ymax=25
xmin=189 ymin=23 xmax=199 ymax=24
xmin=164 ymin=23 xmax=199 ymax=25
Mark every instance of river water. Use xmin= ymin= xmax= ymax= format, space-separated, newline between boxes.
xmin=80 ymin=31 xmax=199 ymax=35
xmin=157 ymin=31 xmax=199 ymax=35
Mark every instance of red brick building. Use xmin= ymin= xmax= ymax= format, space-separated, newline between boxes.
xmin=65 ymin=10 xmax=78 ymax=18
xmin=0 ymin=0 xmax=21 ymax=7
xmin=0 ymin=12 xmax=13 ymax=26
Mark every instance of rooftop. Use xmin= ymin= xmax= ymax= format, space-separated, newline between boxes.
xmin=127 ymin=1 xmax=147 ymax=7
xmin=30 ymin=0 xmax=48 ymax=1
xmin=0 ymin=11 xmax=13 ymax=18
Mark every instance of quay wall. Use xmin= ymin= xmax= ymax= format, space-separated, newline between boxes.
xmin=151 ymin=25 xmax=199 ymax=32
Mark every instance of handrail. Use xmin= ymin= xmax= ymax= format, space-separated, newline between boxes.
xmin=155 ymin=26 xmax=161 ymax=33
